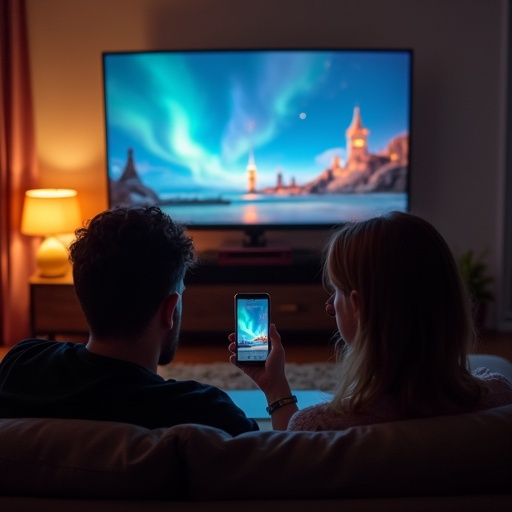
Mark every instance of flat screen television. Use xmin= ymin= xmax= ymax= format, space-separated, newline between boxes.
xmin=103 ymin=49 xmax=412 ymax=246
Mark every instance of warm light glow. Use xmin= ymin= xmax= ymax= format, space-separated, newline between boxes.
xmin=353 ymin=138 xmax=365 ymax=148
xmin=21 ymin=189 xmax=82 ymax=236
xmin=21 ymin=189 xmax=82 ymax=277
xmin=34 ymin=237 xmax=70 ymax=277
xmin=242 ymin=205 xmax=260 ymax=224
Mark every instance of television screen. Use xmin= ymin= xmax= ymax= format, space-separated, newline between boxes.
xmin=103 ymin=49 xmax=412 ymax=233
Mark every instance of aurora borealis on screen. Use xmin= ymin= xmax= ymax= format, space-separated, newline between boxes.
xmin=236 ymin=298 xmax=269 ymax=342
xmin=103 ymin=49 xmax=412 ymax=193
xmin=236 ymin=296 xmax=269 ymax=363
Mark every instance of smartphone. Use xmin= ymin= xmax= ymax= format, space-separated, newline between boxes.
xmin=235 ymin=293 xmax=271 ymax=366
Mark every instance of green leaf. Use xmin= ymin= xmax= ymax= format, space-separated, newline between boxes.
xmin=456 ymin=249 xmax=494 ymax=303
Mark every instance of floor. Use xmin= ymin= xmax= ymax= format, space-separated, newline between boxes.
xmin=0 ymin=334 xmax=338 ymax=364
xmin=471 ymin=330 xmax=512 ymax=363
xmin=0 ymin=330 xmax=511 ymax=364
xmin=176 ymin=330 xmax=512 ymax=364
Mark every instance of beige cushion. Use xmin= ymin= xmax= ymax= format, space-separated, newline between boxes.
xmin=180 ymin=404 xmax=512 ymax=500
xmin=0 ymin=417 xmax=185 ymax=499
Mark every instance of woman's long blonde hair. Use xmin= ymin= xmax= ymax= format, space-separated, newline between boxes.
xmin=325 ymin=211 xmax=485 ymax=417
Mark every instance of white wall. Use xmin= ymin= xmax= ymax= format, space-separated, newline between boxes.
xmin=25 ymin=0 xmax=510 ymax=329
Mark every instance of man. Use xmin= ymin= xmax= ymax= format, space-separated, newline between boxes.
xmin=0 ymin=206 xmax=258 ymax=435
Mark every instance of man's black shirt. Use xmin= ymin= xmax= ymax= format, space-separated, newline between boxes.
xmin=0 ymin=339 xmax=258 ymax=436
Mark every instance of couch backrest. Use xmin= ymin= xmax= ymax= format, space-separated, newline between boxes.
xmin=179 ymin=404 xmax=512 ymax=500
xmin=0 ymin=405 xmax=511 ymax=500
xmin=0 ymin=417 xmax=186 ymax=499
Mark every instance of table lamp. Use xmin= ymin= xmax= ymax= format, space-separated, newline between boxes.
xmin=21 ymin=189 xmax=82 ymax=277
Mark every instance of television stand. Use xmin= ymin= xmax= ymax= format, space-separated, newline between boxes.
xmin=218 ymin=245 xmax=293 ymax=266
xmin=242 ymin=227 xmax=266 ymax=248
xmin=181 ymin=254 xmax=335 ymax=342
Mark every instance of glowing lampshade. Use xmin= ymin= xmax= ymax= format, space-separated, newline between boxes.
xmin=21 ymin=189 xmax=82 ymax=277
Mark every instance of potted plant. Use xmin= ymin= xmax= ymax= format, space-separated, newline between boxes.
xmin=457 ymin=249 xmax=494 ymax=330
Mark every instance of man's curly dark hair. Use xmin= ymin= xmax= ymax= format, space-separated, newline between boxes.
xmin=69 ymin=206 xmax=196 ymax=339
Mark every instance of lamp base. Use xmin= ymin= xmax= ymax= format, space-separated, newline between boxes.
xmin=36 ymin=236 xmax=69 ymax=277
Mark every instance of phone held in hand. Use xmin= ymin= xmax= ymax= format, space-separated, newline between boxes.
xmin=234 ymin=293 xmax=270 ymax=366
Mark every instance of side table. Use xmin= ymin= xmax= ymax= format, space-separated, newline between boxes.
xmin=29 ymin=272 xmax=88 ymax=339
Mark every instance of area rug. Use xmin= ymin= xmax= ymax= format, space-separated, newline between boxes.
xmin=158 ymin=362 xmax=338 ymax=391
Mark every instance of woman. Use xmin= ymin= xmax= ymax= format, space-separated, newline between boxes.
xmin=229 ymin=211 xmax=512 ymax=430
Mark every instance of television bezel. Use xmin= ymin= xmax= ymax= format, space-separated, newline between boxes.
xmin=102 ymin=47 xmax=413 ymax=236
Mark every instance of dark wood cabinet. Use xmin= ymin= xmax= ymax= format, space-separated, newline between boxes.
xmin=30 ymin=273 xmax=87 ymax=339
xmin=29 ymin=254 xmax=335 ymax=342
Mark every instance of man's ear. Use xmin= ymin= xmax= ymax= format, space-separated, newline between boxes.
xmin=161 ymin=293 xmax=180 ymax=328
xmin=350 ymin=290 xmax=361 ymax=321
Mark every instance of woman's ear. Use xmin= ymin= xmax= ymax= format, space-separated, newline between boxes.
xmin=161 ymin=293 xmax=180 ymax=328
xmin=350 ymin=290 xmax=361 ymax=321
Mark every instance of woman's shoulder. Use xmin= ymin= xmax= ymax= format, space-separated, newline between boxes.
xmin=287 ymin=396 xmax=404 ymax=431
xmin=472 ymin=366 xmax=512 ymax=386
xmin=287 ymin=402 xmax=338 ymax=431
xmin=472 ymin=366 xmax=512 ymax=408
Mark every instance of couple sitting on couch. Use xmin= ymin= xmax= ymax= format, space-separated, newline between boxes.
xmin=0 ymin=206 xmax=511 ymax=434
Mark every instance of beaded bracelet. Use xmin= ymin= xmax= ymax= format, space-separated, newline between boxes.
xmin=266 ymin=395 xmax=298 ymax=415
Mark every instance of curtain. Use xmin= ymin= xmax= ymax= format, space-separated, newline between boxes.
xmin=0 ymin=0 xmax=38 ymax=345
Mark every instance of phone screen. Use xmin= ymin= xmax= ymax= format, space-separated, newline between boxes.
xmin=235 ymin=293 xmax=270 ymax=365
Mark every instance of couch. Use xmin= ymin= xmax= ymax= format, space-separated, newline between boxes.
xmin=0 ymin=355 xmax=511 ymax=511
